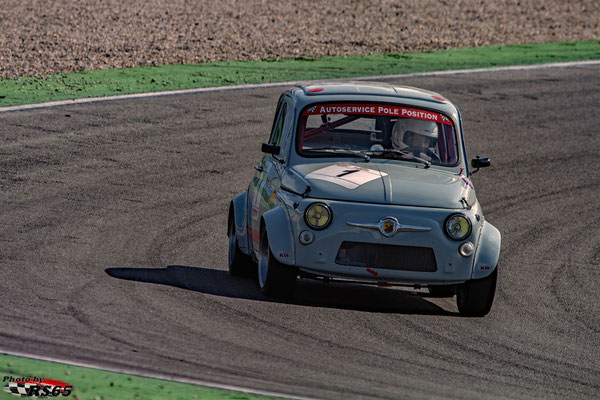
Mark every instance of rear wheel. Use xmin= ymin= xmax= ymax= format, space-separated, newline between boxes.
xmin=227 ymin=210 xmax=254 ymax=276
xmin=456 ymin=268 xmax=497 ymax=317
xmin=258 ymin=226 xmax=297 ymax=298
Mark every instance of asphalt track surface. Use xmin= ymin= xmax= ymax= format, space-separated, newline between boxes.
xmin=1 ymin=65 xmax=599 ymax=399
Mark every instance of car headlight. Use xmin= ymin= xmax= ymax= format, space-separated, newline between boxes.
xmin=445 ymin=213 xmax=472 ymax=241
xmin=304 ymin=203 xmax=332 ymax=230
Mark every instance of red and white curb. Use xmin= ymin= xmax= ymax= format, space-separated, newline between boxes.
xmin=1 ymin=60 xmax=599 ymax=113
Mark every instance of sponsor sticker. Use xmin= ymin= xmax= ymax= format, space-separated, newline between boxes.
xmin=303 ymin=103 xmax=453 ymax=125
xmin=3 ymin=376 xmax=72 ymax=397
xmin=269 ymin=188 xmax=278 ymax=205
xmin=305 ymin=162 xmax=387 ymax=189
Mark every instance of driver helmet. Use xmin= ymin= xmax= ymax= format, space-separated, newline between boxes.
xmin=392 ymin=118 xmax=438 ymax=149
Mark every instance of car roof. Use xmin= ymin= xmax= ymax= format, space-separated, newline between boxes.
xmin=288 ymin=81 xmax=459 ymax=121
xmin=293 ymin=81 xmax=448 ymax=103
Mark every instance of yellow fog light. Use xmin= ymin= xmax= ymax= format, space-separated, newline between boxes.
xmin=304 ymin=203 xmax=332 ymax=230
xmin=445 ymin=213 xmax=472 ymax=241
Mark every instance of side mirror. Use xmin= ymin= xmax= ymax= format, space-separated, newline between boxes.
xmin=261 ymin=143 xmax=280 ymax=155
xmin=471 ymin=156 xmax=491 ymax=169
xmin=470 ymin=156 xmax=491 ymax=174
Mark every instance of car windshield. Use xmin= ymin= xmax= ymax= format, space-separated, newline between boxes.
xmin=298 ymin=103 xmax=459 ymax=166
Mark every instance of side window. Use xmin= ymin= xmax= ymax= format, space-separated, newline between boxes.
xmin=269 ymin=101 xmax=287 ymax=146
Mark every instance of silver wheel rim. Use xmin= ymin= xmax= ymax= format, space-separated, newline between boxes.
xmin=258 ymin=231 xmax=269 ymax=288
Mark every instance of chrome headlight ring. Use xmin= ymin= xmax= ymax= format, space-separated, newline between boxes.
xmin=304 ymin=202 xmax=332 ymax=230
xmin=444 ymin=213 xmax=472 ymax=241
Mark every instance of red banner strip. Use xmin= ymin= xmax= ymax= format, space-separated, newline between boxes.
xmin=303 ymin=103 xmax=453 ymax=125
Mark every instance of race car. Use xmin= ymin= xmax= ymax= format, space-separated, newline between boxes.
xmin=227 ymin=81 xmax=500 ymax=316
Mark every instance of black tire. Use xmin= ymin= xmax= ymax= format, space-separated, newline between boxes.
xmin=456 ymin=268 xmax=497 ymax=317
xmin=428 ymin=285 xmax=456 ymax=298
xmin=258 ymin=226 xmax=297 ymax=298
xmin=227 ymin=208 xmax=254 ymax=277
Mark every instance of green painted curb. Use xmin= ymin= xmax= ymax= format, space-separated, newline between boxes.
xmin=0 ymin=354 xmax=282 ymax=400
xmin=0 ymin=40 xmax=599 ymax=108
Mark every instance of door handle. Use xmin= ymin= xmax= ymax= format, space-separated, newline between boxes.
xmin=254 ymin=165 xmax=264 ymax=172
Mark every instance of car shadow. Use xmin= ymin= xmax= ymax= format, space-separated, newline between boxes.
xmin=105 ymin=265 xmax=459 ymax=316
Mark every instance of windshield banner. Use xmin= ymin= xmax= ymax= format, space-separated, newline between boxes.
xmin=303 ymin=103 xmax=453 ymax=125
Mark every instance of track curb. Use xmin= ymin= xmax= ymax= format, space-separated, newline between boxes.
xmin=1 ymin=60 xmax=599 ymax=113
xmin=0 ymin=349 xmax=317 ymax=400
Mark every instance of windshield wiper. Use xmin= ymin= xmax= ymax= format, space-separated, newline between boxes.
xmin=304 ymin=147 xmax=370 ymax=162
xmin=381 ymin=149 xmax=431 ymax=168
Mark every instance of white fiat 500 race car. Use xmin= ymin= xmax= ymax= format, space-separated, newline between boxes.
xmin=228 ymin=82 xmax=500 ymax=316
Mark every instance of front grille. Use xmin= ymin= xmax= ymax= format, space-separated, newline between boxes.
xmin=335 ymin=241 xmax=437 ymax=272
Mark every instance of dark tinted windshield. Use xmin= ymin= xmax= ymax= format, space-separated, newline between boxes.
xmin=298 ymin=103 xmax=459 ymax=166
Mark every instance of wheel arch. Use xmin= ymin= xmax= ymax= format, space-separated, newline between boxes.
xmin=471 ymin=220 xmax=501 ymax=279
xmin=229 ymin=191 xmax=250 ymax=256
xmin=260 ymin=206 xmax=295 ymax=265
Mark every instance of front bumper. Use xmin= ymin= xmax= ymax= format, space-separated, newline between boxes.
xmin=289 ymin=199 xmax=480 ymax=285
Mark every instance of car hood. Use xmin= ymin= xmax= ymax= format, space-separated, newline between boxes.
xmin=286 ymin=161 xmax=475 ymax=209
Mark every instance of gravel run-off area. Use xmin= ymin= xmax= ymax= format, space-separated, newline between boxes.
xmin=0 ymin=0 xmax=599 ymax=79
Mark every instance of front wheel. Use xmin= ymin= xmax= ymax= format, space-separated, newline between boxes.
xmin=456 ymin=268 xmax=497 ymax=317
xmin=258 ymin=226 xmax=297 ymax=298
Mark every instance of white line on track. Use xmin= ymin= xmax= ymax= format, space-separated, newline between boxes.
xmin=0 ymin=349 xmax=317 ymax=400
xmin=1 ymin=60 xmax=599 ymax=113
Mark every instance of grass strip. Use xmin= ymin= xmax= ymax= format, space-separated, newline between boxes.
xmin=0 ymin=353 xmax=281 ymax=400
xmin=1 ymin=40 xmax=599 ymax=108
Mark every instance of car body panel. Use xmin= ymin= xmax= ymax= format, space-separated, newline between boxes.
xmin=471 ymin=220 xmax=501 ymax=280
xmin=262 ymin=206 xmax=296 ymax=265
xmin=291 ymin=161 xmax=476 ymax=209
xmin=287 ymin=197 xmax=483 ymax=284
